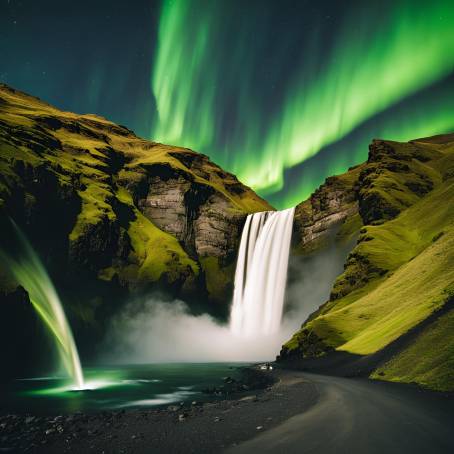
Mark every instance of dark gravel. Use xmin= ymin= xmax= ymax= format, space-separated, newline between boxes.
xmin=0 ymin=367 xmax=319 ymax=453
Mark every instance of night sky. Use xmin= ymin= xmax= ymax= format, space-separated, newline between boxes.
xmin=2 ymin=0 xmax=454 ymax=208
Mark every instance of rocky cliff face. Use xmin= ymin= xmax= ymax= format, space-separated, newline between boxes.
xmin=291 ymin=136 xmax=446 ymax=256
xmin=292 ymin=165 xmax=363 ymax=254
xmin=280 ymin=134 xmax=454 ymax=391
xmin=0 ymin=84 xmax=272 ymax=324
xmin=137 ymin=158 xmax=246 ymax=261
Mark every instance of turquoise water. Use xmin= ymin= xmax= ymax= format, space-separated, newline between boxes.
xmin=0 ymin=363 xmax=249 ymax=415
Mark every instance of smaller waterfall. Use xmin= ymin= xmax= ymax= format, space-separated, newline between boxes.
xmin=230 ymin=207 xmax=295 ymax=337
xmin=2 ymin=221 xmax=84 ymax=389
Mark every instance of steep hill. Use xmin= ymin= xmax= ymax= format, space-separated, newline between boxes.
xmin=0 ymin=84 xmax=271 ymax=320
xmin=281 ymin=134 xmax=454 ymax=391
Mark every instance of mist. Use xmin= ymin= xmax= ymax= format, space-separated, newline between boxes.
xmin=100 ymin=235 xmax=354 ymax=364
xmin=284 ymin=237 xmax=355 ymax=324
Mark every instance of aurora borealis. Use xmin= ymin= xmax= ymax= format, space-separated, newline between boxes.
xmin=2 ymin=0 xmax=454 ymax=207
xmin=151 ymin=0 xmax=454 ymax=206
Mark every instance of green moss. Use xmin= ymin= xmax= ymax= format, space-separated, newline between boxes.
xmin=128 ymin=211 xmax=197 ymax=283
xmin=113 ymin=188 xmax=199 ymax=286
xmin=69 ymin=180 xmax=116 ymax=242
xmin=371 ymin=308 xmax=454 ymax=391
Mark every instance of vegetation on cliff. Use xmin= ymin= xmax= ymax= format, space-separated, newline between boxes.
xmin=282 ymin=134 xmax=454 ymax=391
xmin=0 ymin=84 xmax=271 ymax=319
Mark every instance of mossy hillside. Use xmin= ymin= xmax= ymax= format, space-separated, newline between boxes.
xmin=371 ymin=306 xmax=454 ymax=392
xmin=1 ymin=137 xmax=196 ymax=293
xmin=282 ymin=135 xmax=454 ymax=389
xmin=358 ymin=139 xmax=443 ymax=225
xmin=285 ymin=170 xmax=454 ymax=355
xmin=330 ymin=141 xmax=452 ymax=301
xmin=0 ymin=84 xmax=271 ymax=310
xmin=336 ymin=226 xmax=453 ymax=355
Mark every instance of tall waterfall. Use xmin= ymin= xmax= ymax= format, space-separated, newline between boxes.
xmin=2 ymin=221 xmax=84 ymax=389
xmin=230 ymin=207 xmax=295 ymax=337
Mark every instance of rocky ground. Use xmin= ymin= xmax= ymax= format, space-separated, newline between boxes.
xmin=3 ymin=366 xmax=453 ymax=454
xmin=0 ymin=367 xmax=318 ymax=453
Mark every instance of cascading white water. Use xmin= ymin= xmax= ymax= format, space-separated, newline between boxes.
xmin=230 ymin=207 xmax=295 ymax=337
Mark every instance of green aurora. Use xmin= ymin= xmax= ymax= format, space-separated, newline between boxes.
xmin=151 ymin=0 xmax=454 ymax=208
xmin=269 ymin=76 xmax=454 ymax=207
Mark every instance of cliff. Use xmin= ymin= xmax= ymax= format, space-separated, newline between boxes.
xmin=0 ymin=84 xmax=272 ymax=323
xmin=281 ymin=134 xmax=454 ymax=391
xmin=292 ymin=164 xmax=363 ymax=254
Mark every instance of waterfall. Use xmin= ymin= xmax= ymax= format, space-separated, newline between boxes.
xmin=230 ymin=207 xmax=295 ymax=337
xmin=2 ymin=221 xmax=84 ymax=389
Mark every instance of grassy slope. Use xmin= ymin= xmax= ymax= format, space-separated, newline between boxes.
xmin=284 ymin=137 xmax=454 ymax=390
xmin=0 ymin=84 xmax=270 ymax=291
xmin=324 ymin=181 xmax=454 ymax=354
xmin=371 ymin=307 xmax=454 ymax=391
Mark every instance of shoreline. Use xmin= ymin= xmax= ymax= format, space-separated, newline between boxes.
xmin=0 ymin=366 xmax=319 ymax=453
xmin=2 ymin=365 xmax=453 ymax=453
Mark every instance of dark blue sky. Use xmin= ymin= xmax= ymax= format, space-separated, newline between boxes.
xmin=1 ymin=0 xmax=159 ymax=137
xmin=1 ymin=0 xmax=454 ymax=207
